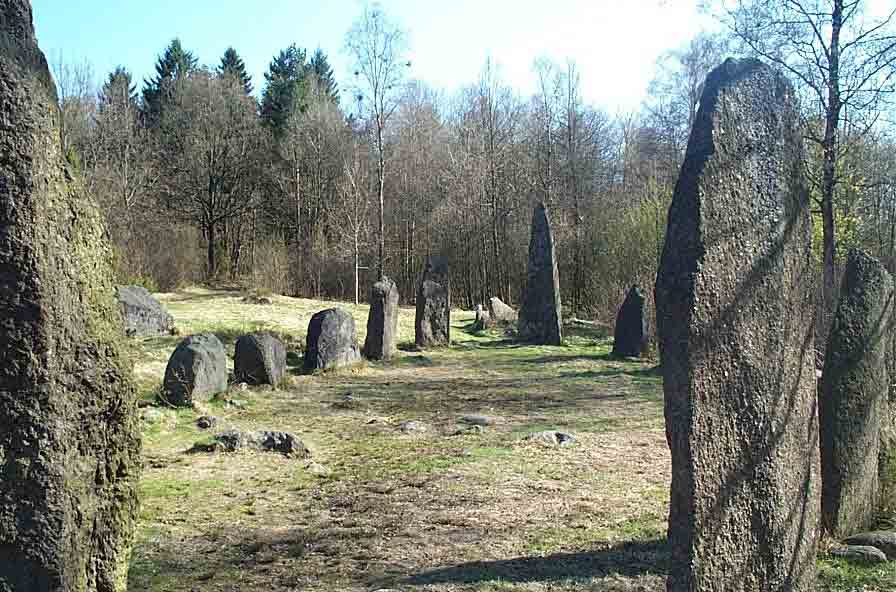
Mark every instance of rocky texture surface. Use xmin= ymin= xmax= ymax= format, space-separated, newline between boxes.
xmin=234 ymin=332 xmax=287 ymax=387
xmin=162 ymin=333 xmax=228 ymax=406
xmin=655 ymin=58 xmax=818 ymax=592
xmin=363 ymin=277 xmax=399 ymax=360
xmin=0 ymin=2 xmax=140 ymax=588
xmin=304 ymin=308 xmax=361 ymax=371
xmin=488 ymin=297 xmax=518 ymax=324
xmin=612 ymin=285 xmax=647 ymax=358
xmin=415 ymin=257 xmax=451 ymax=347
xmin=843 ymin=531 xmax=896 ymax=559
xmin=518 ymin=203 xmax=562 ymax=345
xmin=830 ymin=545 xmax=888 ymax=564
xmin=210 ymin=430 xmax=310 ymax=457
xmin=116 ymin=285 xmax=174 ymax=336
xmin=821 ymin=249 xmax=893 ymax=537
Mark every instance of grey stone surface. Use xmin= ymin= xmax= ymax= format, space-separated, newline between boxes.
xmin=162 ymin=333 xmax=228 ymax=406
xmin=0 ymin=3 xmax=141 ymax=589
xmin=117 ymin=285 xmax=174 ymax=336
xmin=472 ymin=304 xmax=490 ymax=331
xmin=518 ymin=203 xmax=562 ymax=345
xmin=655 ymin=58 xmax=818 ymax=592
xmin=211 ymin=429 xmax=310 ymax=457
xmin=415 ymin=257 xmax=451 ymax=347
xmin=843 ymin=531 xmax=896 ymax=559
xmin=234 ymin=331 xmax=287 ymax=387
xmin=364 ymin=276 xmax=400 ymax=360
xmin=304 ymin=308 xmax=361 ymax=371
xmin=526 ymin=430 xmax=576 ymax=447
xmin=612 ymin=285 xmax=647 ymax=358
xmin=830 ymin=545 xmax=888 ymax=564
xmin=821 ymin=249 xmax=894 ymax=537
xmin=488 ymin=297 xmax=518 ymax=324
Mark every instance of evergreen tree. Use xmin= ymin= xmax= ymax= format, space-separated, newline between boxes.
xmin=142 ymin=38 xmax=197 ymax=126
xmin=100 ymin=66 xmax=138 ymax=111
xmin=260 ymin=44 xmax=308 ymax=135
xmin=309 ymin=48 xmax=339 ymax=102
xmin=218 ymin=47 xmax=253 ymax=95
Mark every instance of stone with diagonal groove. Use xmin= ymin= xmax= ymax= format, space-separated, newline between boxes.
xmin=655 ymin=58 xmax=818 ymax=592
xmin=0 ymin=1 xmax=140 ymax=589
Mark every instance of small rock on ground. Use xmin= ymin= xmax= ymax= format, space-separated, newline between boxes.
xmin=526 ymin=430 xmax=576 ymax=447
xmin=196 ymin=416 xmax=218 ymax=430
xmin=208 ymin=429 xmax=310 ymax=458
xmin=830 ymin=545 xmax=888 ymax=564
xmin=458 ymin=414 xmax=502 ymax=426
xmin=398 ymin=420 xmax=429 ymax=434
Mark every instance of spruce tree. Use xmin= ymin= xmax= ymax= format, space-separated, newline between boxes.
xmin=142 ymin=38 xmax=197 ymax=126
xmin=218 ymin=47 xmax=253 ymax=95
xmin=260 ymin=44 xmax=308 ymax=135
xmin=309 ymin=48 xmax=339 ymax=102
xmin=100 ymin=66 xmax=138 ymax=111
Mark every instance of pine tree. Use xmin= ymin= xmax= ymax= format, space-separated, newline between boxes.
xmin=100 ymin=66 xmax=138 ymax=111
xmin=260 ymin=44 xmax=308 ymax=135
xmin=218 ymin=47 xmax=253 ymax=95
xmin=142 ymin=38 xmax=197 ymax=126
xmin=309 ymin=48 xmax=339 ymax=102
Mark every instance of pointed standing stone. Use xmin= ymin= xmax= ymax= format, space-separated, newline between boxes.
xmin=611 ymin=285 xmax=647 ymax=358
xmin=655 ymin=58 xmax=818 ymax=592
xmin=415 ymin=257 xmax=450 ymax=347
xmin=0 ymin=1 xmax=140 ymax=589
xmin=363 ymin=276 xmax=400 ymax=360
xmin=821 ymin=249 xmax=894 ymax=537
xmin=518 ymin=203 xmax=562 ymax=345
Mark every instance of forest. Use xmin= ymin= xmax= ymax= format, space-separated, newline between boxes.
xmin=49 ymin=2 xmax=893 ymax=334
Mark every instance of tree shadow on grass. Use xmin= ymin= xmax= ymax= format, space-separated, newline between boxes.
xmin=403 ymin=538 xmax=668 ymax=587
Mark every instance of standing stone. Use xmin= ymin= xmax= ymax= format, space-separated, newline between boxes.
xmin=116 ymin=285 xmax=174 ymax=336
xmin=235 ymin=332 xmax=287 ymax=387
xmin=363 ymin=277 xmax=399 ymax=361
xmin=0 ymin=2 xmax=140 ymax=588
xmin=518 ymin=203 xmax=562 ymax=345
xmin=415 ymin=257 xmax=450 ymax=347
xmin=488 ymin=296 xmax=518 ymax=324
xmin=612 ymin=286 xmax=647 ymax=358
xmin=821 ymin=249 xmax=894 ymax=537
xmin=655 ymin=59 xmax=818 ymax=592
xmin=162 ymin=334 xmax=228 ymax=406
xmin=472 ymin=304 xmax=490 ymax=331
xmin=304 ymin=308 xmax=361 ymax=371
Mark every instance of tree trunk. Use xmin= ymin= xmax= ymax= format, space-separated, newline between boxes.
xmin=377 ymin=118 xmax=386 ymax=281
xmin=206 ymin=221 xmax=216 ymax=279
xmin=354 ymin=232 xmax=360 ymax=306
xmin=822 ymin=0 xmax=843 ymax=329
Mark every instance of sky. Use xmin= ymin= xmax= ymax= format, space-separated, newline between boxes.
xmin=31 ymin=0 xmax=717 ymax=114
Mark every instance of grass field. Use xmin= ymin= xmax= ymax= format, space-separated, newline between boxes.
xmin=127 ymin=287 xmax=895 ymax=591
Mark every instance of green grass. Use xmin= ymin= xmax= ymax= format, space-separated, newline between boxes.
xmin=125 ymin=287 xmax=895 ymax=592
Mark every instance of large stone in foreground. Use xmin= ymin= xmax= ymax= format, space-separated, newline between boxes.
xmin=518 ymin=203 xmax=562 ymax=345
xmin=612 ymin=285 xmax=647 ymax=358
xmin=235 ymin=332 xmax=287 ymax=387
xmin=363 ymin=277 xmax=399 ymax=360
xmin=655 ymin=58 xmax=818 ymax=592
xmin=821 ymin=249 xmax=893 ymax=537
xmin=0 ymin=2 xmax=140 ymax=588
xmin=116 ymin=284 xmax=174 ymax=336
xmin=304 ymin=308 xmax=361 ymax=371
xmin=162 ymin=334 xmax=228 ymax=406
xmin=415 ymin=257 xmax=450 ymax=347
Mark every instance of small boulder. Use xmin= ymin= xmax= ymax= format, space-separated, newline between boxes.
xmin=830 ymin=545 xmax=888 ymax=564
xmin=526 ymin=430 xmax=576 ymax=447
xmin=162 ymin=334 xmax=228 ymax=407
xmin=398 ymin=420 xmax=429 ymax=434
xmin=304 ymin=308 xmax=361 ymax=372
xmin=242 ymin=295 xmax=273 ymax=305
xmin=235 ymin=332 xmax=287 ymax=387
xmin=489 ymin=297 xmax=518 ymax=324
xmin=843 ymin=531 xmax=896 ymax=559
xmin=196 ymin=416 xmax=218 ymax=430
xmin=459 ymin=414 xmax=502 ymax=427
xmin=211 ymin=430 xmax=310 ymax=457
xmin=117 ymin=285 xmax=174 ymax=337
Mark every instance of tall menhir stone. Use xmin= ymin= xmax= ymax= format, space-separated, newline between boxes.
xmin=0 ymin=2 xmax=140 ymax=590
xmin=820 ymin=249 xmax=894 ymax=537
xmin=518 ymin=203 xmax=562 ymax=345
xmin=655 ymin=59 xmax=818 ymax=592
xmin=364 ymin=276 xmax=399 ymax=360
xmin=415 ymin=257 xmax=450 ymax=348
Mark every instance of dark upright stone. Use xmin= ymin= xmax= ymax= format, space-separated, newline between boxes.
xmin=304 ymin=308 xmax=361 ymax=371
xmin=518 ymin=203 xmax=562 ymax=345
xmin=0 ymin=2 xmax=140 ymax=588
xmin=821 ymin=249 xmax=894 ymax=537
xmin=415 ymin=257 xmax=450 ymax=347
xmin=116 ymin=285 xmax=174 ymax=336
xmin=235 ymin=332 xmax=287 ymax=387
xmin=655 ymin=58 xmax=818 ymax=592
xmin=612 ymin=285 xmax=647 ymax=358
xmin=162 ymin=333 xmax=228 ymax=406
xmin=363 ymin=277 xmax=399 ymax=360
